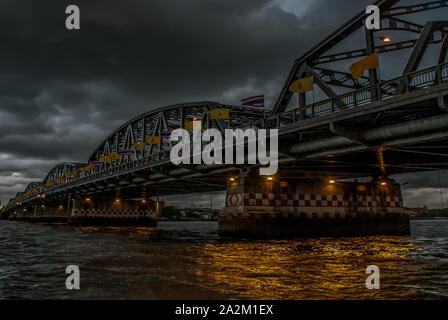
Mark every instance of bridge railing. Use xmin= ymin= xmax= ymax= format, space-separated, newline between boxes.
xmin=240 ymin=62 xmax=448 ymax=130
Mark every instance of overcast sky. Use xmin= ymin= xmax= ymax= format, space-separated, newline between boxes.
xmin=0 ymin=0 xmax=447 ymax=209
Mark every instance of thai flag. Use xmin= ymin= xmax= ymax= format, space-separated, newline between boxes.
xmin=163 ymin=129 xmax=183 ymax=139
xmin=162 ymin=130 xmax=174 ymax=138
xmin=241 ymin=95 xmax=264 ymax=108
xmin=91 ymin=161 xmax=103 ymax=166
xmin=118 ymin=149 xmax=133 ymax=156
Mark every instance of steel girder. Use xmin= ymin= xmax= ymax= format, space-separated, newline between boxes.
xmin=24 ymin=182 xmax=42 ymax=193
xmin=271 ymin=0 xmax=448 ymax=115
xmin=42 ymin=162 xmax=86 ymax=184
xmin=87 ymin=101 xmax=263 ymax=167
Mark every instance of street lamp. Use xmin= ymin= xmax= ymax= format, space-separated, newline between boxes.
xmin=377 ymin=36 xmax=392 ymax=42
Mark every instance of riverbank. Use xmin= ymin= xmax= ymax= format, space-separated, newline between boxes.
xmin=410 ymin=216 xmax=448 ymax=220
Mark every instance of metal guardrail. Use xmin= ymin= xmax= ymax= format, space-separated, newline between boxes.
xmin=5 ymin=63 xmax=448 ymax=210
xmin=242 ymin=62 xmax=448 ymax=130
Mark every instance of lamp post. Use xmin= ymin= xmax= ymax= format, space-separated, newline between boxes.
xmin=401 ymin=183 xmax=409 ymax=208
xmin=377 ymin=36 xmax=392 ymax=42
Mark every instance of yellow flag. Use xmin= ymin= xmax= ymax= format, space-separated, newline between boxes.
xmin=290 ymin=76 xmax=314 ymax=93
xmin=133 ymin=142 xmax=146 ymax=151
xmin=82 ymin=164 xmax=93 ymax=171
xmin=349 ymin=52 xmax=379 ymax=80
xmin=109 ymin=153 xmax=120 ymax=160
xmin=145 ymin=136 xmax=161 ymax=145
xmin=99 ymin=156 xmax=110 ymax=163
xmin=185 ymin=120 xmax=203 ymax=130
xmin=209 ymin=108 xmax=230 ymax=120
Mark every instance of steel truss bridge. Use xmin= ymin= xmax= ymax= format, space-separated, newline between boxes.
xmin=3 ymin=0 xmax=448 ymax=213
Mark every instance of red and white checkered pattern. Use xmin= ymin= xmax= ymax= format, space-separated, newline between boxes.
xmin=226 ymin=193 xmax=403 ymax=209
xmin=38 ymin=211 xmax=70 ymax=217
xmin=219 ymin=211 xmax=405 ymax=221
xmin=72 ymin=209 xmax=157 ymax=218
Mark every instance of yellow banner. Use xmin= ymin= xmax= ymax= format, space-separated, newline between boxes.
xmin=145 ymin=136 xmax=161 ymax=145
xmin=290 ymin=76 xmax=314 ymax=93
xmin=133 ymin=142 xmax=146 ymax=151
xmin=109 ymin=153 xmax=120 ymax=160
xmin=99 ymin=156 xmax=110 ymax=163
xmin=209 ymin=108 xmax=230 ymax=120
xmin=349 ymin=52 xmax=379 ymax=80
xmin=185 ymin=120 xmax=203 ymax=131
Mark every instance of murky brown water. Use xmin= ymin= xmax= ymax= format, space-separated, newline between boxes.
xmin=0 ymin=219 xmax=447 ymax=299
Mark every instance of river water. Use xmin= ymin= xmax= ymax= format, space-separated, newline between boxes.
xmin=0 ymin=219 xmax=447 ymax=299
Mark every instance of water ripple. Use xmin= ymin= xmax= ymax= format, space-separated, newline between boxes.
xmin=0 ymin=220 xmax=447 ymax=299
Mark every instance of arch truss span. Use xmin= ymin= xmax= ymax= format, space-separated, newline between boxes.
xmin=24 ymin=182 xmax=42 ymax=193
xmin=42 ymin=162 xmax=86 ymax=186
xmin=87 ymin=101 xmax=265 ymax=166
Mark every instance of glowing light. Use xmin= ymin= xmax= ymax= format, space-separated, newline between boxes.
xmin=381 ymin=36 xmax=392 ymax=42
xmin=85 ymin=198 xmax=91 ymax=202
xmin=230 ymin=178 xmax=235 ymax=182
xmin=280 ymin=181 xmax=289 ymax=188
xmin=329 ymin=180 xmax=335 ymax=184
xmin=381 ymin=182 xmax=387 ymax=186
xmin=267 ymin=177 xmax=274 ymax=181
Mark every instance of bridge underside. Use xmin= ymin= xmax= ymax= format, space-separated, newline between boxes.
xmin=278 ymin=83 xmax=448 ymax=178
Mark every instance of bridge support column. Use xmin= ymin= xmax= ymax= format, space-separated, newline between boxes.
xmin=68 ymin=196 xmax=158 ymax=227
xmin=14 ymin=205 xmax=34 ymax=221
xmin=219 ymin=171 xmax=410 ymax=238
xmin=29 ymin=202 xmax=70 ymax=223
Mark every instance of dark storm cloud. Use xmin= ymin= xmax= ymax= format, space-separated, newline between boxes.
xmin=0 ymin=0 xmax=325 ymax=203
xmin=0 ymin=0 xmax=446 ymax=207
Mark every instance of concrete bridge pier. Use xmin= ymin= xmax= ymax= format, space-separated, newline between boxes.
xmin=219 ymin=170 xmax=410 ymax=238
xmin=29 ymin=202 xmax=70 ymax=223
xmin=12 ymin=204 xmax=35 ymax=221
xmin=67 ymin=196 xmax=159 ymax=226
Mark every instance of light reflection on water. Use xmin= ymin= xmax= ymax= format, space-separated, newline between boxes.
xmin=0 ymin=220 xmax=447 ymax=299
